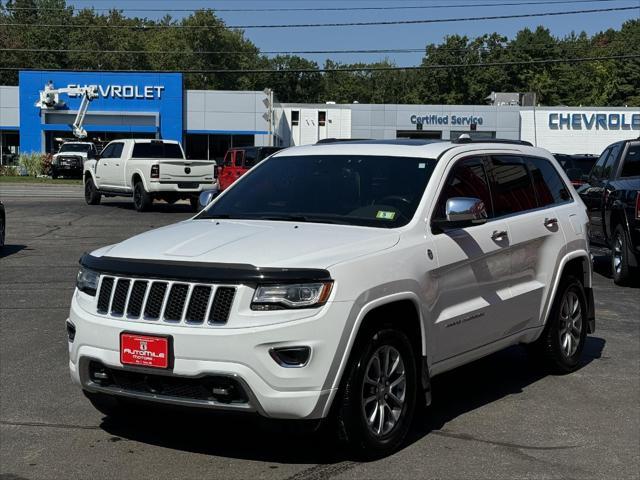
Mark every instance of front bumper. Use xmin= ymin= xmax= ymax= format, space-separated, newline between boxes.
xmin=67 ymin=293 xmax=348 ymax=419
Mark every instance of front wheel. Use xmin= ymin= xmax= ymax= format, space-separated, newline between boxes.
xmin=529 ymin=275 xmax=587 ymax=373
xmin=334 ymin=328 xmax=417 ymax=459
xmin=84 ymin=177 xmax=101 ymax=205
xmin=83 ymin=390 xmax=126 ymax=418
xmin=133 ymin=181 xmax=152 ymax=212
xmin=611 ymin=224 xmax=632 ymax=285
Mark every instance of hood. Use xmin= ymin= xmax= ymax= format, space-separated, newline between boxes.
xmin=97 ymin=219 xmax=400 ymax=269
xmin=54 ymin=152 xmax=88 ymax=158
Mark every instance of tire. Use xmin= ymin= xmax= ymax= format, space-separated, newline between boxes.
xmin=611 ymin=224 xmax=632 ymax=286
xmin=83 ymin=390 xmax=126 ymax=418
xmin=334 ymin=328 xmax=418 ymax=459
xmin=51 ymin=171 xmax=58 ymax=180
xmin=530 ymin=275 xmax=588 ymax=374
xmin=84 ymin=177 xmax=101 ymax=205
xmin=133 ymin=181 xmax=152 ymax=212
xmin=0 ymin=214 xmax=5 ymax=248
xmin=189 ymin=196 xmax=199 ymax=212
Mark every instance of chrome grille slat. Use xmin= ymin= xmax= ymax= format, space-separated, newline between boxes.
xmin=95 ymin=276 xmax=235 ymax=327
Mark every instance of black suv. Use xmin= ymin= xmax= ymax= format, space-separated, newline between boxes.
xmin=579 ymin=138 xmax=640 ymax=284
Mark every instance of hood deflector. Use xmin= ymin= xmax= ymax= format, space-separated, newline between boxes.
xmin=80 ymin=253 xmax=331 ymax=285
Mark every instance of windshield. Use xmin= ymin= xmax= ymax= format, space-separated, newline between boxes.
xmin=198 ymin=154 xmax=436 ymax=228
xmin=132 ymin=142 xmax=183 ymax=159
xmin=59 ymin=144 xmax=91 ymax=153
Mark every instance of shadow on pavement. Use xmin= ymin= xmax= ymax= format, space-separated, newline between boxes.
xmin=410 ymin=337 xmax=606 ymax=440
xmin=99 ymin=338 xmax=605 ymax=464
xmin=97 ymin=200 xmax=197 ymax=214
xmin=0 ymin=244 xmax=27 ymax=259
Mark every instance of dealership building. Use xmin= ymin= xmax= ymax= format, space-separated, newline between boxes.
xmin=1 ymin=70 xmax=639 ymax=164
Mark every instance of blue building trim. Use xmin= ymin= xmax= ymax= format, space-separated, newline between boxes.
xmin=41 ymin=124 xmax=158 ymax=133
xmin=0 ymin=126 xmax=19 ymax=131
xmin=19 ymin=70 xmax=183 ymax=153
xmin=186 ymin=129 xmax=270 ymax=135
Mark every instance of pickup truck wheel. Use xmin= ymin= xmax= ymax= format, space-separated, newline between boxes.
xmin=529 ymin=275 xmax=587 ymax=374
xmin=84 ymin=177 xmax=101 ymax=205
xmin=133 ymin=181 xmax=152 ymax=212
xmin=611 ymin=224 xmax=632 ymax=285
xmin=335 ymin=328 xmax=417 ymax=459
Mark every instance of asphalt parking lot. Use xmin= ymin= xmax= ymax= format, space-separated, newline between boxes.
xmin=1 ymin=184 xmax=639 ymax=480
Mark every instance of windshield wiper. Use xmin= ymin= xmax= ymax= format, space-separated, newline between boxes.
xmin=257 ymin=214 xmax=343 ymax=224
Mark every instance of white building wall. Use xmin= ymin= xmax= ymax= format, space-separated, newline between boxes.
xmin=520 ymin=109 xmax=640 ymax=155
xmin=0 ymin=86 xmax=20 ymax=127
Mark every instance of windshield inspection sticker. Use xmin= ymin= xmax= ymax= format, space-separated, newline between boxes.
xmin=376 ymin=211 xmax=396 ymax=220
xmin=418 ymin=163 xmax=426 ymax=169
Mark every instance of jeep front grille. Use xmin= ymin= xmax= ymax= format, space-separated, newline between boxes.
xmin=96 ymin=276 xmax=236 ymax=326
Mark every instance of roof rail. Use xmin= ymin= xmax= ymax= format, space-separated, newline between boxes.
xmin=451 ymin=138 xmax=533 ymax=147
xmin=315 ymin=138 xmax=369 ymax=144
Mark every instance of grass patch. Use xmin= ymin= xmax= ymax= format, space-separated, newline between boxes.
xmin=0 ymin=176 xmax=82 ymax=185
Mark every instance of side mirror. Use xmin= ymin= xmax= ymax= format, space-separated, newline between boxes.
xmin=433 ymin=197 xmax=488 ymax=230
xmin=198 ymin=190 xmax=218 ymax=210
xmin=94 ymin=154 xmax=101 ymax=161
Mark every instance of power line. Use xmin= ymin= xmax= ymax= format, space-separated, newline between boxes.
xmin=0 ymin=6 xmax=637 ymax=29
xmin=2 ymin=0 xmax=633 ymax=13
xmin=1 ymin=54 xmax=636 ymax=73
xmin=0 ymin=41 xmax=606 ymax=56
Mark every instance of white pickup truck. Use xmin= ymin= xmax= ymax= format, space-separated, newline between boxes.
xmin=83 ymin=139 xmax=217 ymax=212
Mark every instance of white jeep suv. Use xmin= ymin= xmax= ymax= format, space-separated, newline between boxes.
xmin=68 ymin=139 xmax=595 ymax=457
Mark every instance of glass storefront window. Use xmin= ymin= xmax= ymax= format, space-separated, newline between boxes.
xmin=185 ymin=134 xmax=255 ymax=162
xmin=0 ymin=130 xmax=20 ymax=165
xmin=450 ymin=130 xmax=496 ymax=140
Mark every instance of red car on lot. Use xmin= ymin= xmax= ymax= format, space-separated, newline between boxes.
xmin=218 ymin=146 xmax=283 ymax=190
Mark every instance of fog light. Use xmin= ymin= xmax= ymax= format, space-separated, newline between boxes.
xmin=89 ymin=362 xmax=111 ymax=385
xmin=66 ymin=321 xmax=76 ymax=342
xmin=269 ymin=346 xmax=311 ymax=368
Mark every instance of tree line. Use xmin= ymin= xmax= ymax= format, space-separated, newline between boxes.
xmin=1 ymin=0 xmax=638 ymax=106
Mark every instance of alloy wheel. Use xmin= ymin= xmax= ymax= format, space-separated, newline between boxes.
xmin=558 ymin=290 xmax=582 ymax=358
xmin=613 ymin=233 xmax=623 ymax=275
xmin=361 ymin=345 xmax=406 ymax=437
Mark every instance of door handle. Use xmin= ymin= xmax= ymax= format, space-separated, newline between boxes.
xmin=102 ymin=163 xmax=107 ymax=166
xmin=544 ymin=217 xmax=558 ymax=228
xmin=491 ymin=230 xmax=508 ymax=242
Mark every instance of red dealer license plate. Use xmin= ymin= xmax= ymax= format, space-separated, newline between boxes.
xmin=120 ymin=333 xmax=170 ymax=369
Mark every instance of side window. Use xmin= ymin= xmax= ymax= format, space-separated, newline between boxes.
xmin=110 ymin=143 xmax=124 ymax=159
xmin=590 ymin=148 xmax=612 ymax=179
xmin=603 ymin=144 xmax=621 ymax=179
xmin=527 ymin=156 xmax=572 ymax=206
xmin=100 ymin=144 xmax=114 ymax=158
xmin=433 ymin=156 xmax=492 ymax=221
xmin=620 ymin=143 xmax=640 ymax=178
xmin=224 ymin=151 xmax=233 ymax=167
xmin=487 ymin=155 xmax=538 ymax=217
xmin=235 ymin=150 xmax=245 ymax=167
xmin=244 ymin=149 xmax=258 ymax=169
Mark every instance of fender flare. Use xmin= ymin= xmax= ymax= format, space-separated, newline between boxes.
xmin=130 ymin=169 xmax=148 ymax=191
xmin=320 ymin=290 xmax=427 ymax=417
xmin=83 ymin=168 xmax=98 ymax=187
xmin=541 ymin=249 xmax=592 ymax=328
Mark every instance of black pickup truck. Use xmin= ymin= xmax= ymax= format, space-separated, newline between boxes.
xmin=578 ymin=138 xmax=640 ymax=285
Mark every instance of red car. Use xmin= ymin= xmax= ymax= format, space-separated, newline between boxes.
xmin=218 ymin=146 xmax=283 ymax=190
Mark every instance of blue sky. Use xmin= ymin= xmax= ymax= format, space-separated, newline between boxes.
xmin=68 ymin=0 xmax=640 ymax=65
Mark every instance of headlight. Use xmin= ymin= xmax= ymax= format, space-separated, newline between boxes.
xmin=251 ymin=282 xmax=333 ymax=310
xmin=76 ymin=267 xmax=99 ymax=296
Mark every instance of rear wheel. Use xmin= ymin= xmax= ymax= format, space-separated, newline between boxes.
xmin=529 ymin=275 xmax=587 ymax=373
xmin=84 ymin=177 xmax=101 ymax=205
xmin=611 ymin=224 xmax=632 ymax=285
xmin=133 ymin=181 xmax=152 ymax=212
xmin=334 ymin=328 xmax=417 ymax=459
xmin=189 ymin=196 xmax=199 ymax=212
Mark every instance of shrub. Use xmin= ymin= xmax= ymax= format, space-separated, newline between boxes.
xmin=0 ymin=165 xmax=20 ymax=176
xmin=19 ymin=152 xmax=43 ymax=177
xmin=40 ymin=153 xmax=53 ymax=176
